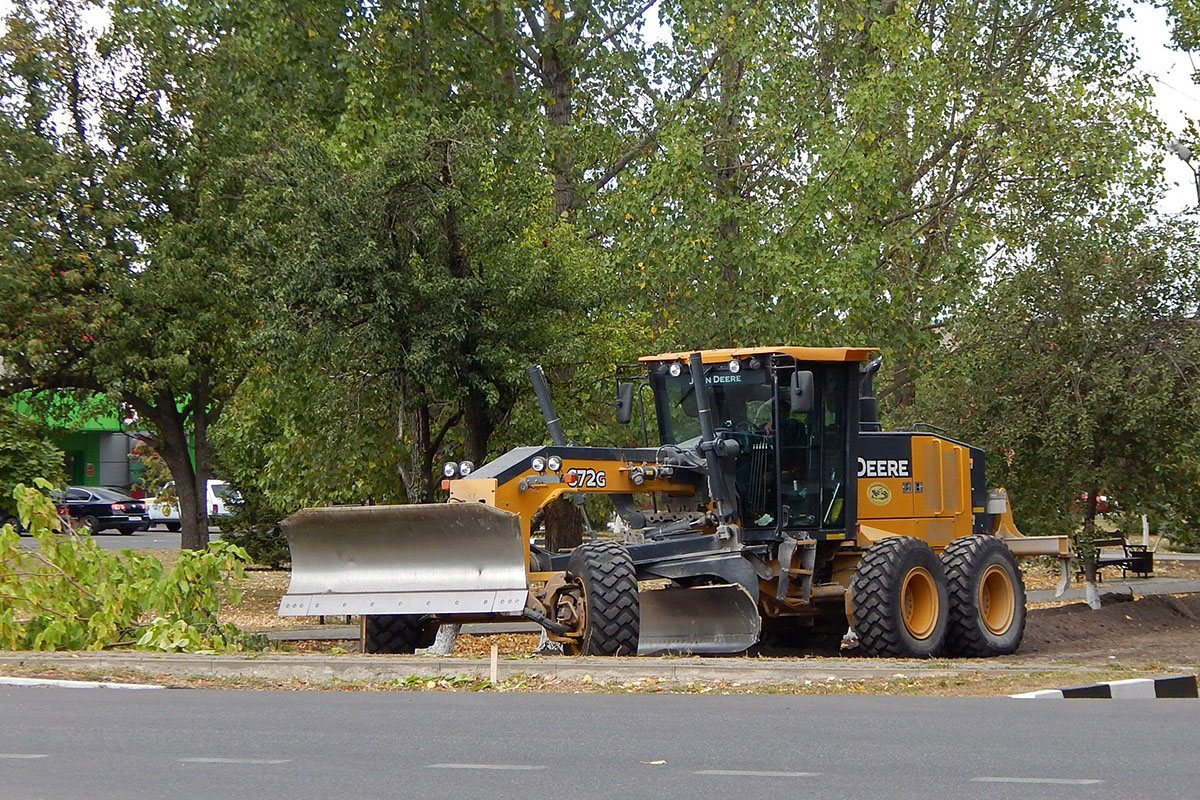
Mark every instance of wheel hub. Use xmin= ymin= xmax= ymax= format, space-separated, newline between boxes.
xmin=901 ymin=566 xmax=938 ymax=640
xmin=978 ymin=564 xmax=1015 ymax=635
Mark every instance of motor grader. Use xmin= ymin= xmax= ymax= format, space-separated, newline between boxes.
xmin=279 ymin=347 xmax=1072 ymax=657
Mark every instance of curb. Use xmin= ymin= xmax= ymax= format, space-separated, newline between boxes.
xmin=1011 ymin=674 xmax=1198 ymax=699
xmin=0 ymin=650 xmax=1123 ymax=686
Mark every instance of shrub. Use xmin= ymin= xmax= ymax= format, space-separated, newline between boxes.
xmin=0 ymin=480 xmax=252 ymax=652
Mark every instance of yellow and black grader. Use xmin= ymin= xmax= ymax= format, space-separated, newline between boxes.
xmin=279 ymin=347 xmax=1071 ymax=658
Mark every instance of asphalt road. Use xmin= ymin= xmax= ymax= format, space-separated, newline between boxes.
xmin=18 ymin=525 xmax=221 ymax=550
xmin=0 ymin=687 xmax=1195 ymax=800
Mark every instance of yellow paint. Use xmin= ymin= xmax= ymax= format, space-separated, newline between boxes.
xmin=638 ymin=345 xmax=877 ymax=364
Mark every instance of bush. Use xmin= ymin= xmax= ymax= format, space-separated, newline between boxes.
xmin=218 ymin=488 xmax=291 ymax=568
xmin=0 ymin=480 xmax=252 ymax=652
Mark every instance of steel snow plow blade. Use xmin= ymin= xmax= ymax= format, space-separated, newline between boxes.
xmin=637 ymin=584 xmax=761 ymax=655
xmin=278 ymin=504 xmax=529 ymax=617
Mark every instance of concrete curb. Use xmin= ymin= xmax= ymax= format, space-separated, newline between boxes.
xmin=1027 ymin=578 xmax=1200 ymax=604
xmin=1011 ymin=674 xmax=1198 ymax=699
xmin=0 ymin=650 xmax=1123 ymax=685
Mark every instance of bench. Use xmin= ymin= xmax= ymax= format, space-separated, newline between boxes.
xmin=1091 ymin=536 xmax=1154 ymax=580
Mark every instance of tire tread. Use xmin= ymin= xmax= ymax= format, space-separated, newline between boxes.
xmin=941 ymin=534 xmax=1026 ymax=657
xmin=569 ymin=540 xmax=639 ymax=655
xmin=851 ymin=536 xmax=947 ymax=658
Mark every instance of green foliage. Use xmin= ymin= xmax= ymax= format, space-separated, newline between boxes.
xmin=0 ymin=406 xmax=63 ymax=500
xmin=912 ymin=214 xmax=1200 ymax=566
xmin=0 ymin=482 xmax=251 ymax=651
xmin=217 ymin=490 xmax=291 ymax=569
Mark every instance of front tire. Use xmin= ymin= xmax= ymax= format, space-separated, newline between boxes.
xmin=166 ymin=522 xmax=181 ymax=532
xmin=362 ymin=615 xmax=438 ymax=654
xmin=941 ymin=535 xmax=1026 ymax=657
xmin=566 ymin=540 xmax=639 ymax=655
xmin=851 ymin=536 xmax=949 ymax=658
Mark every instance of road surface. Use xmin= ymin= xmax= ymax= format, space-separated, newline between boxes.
xmin=17 ymin=525 xmax=221 ymax=550
xmin=0 ymin=686 xmax=1195 ymax=800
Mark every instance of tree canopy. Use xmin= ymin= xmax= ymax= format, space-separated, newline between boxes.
xmin=1 ymin=0 xmax=1195 ymax=555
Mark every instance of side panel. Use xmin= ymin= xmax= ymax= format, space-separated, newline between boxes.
xmin=856 ymin=433 xmax=916 ymax=520
xmin=856 ymin=432 xmax=976 ymax=548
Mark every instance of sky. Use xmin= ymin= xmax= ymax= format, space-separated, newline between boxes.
xmin=1 ymin=0 xmax=1196 ymax=211
xmin=1119 ymin=2 xmax=1200 ymax=213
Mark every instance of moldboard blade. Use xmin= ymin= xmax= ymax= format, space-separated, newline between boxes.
xmin=637 ymin=584 xmax=761 ymax=655
xmin=277 ymin=503 xmax=528 ymax=617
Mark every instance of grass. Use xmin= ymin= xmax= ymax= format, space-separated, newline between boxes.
xmin=0 ymin=660 xmax=1181 ymax=696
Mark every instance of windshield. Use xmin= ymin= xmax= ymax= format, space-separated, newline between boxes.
xmin=655 ymin=366 xmax=774 ymax=445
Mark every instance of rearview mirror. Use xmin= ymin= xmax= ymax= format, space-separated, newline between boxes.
xmin=615 ymin=382 xmax=635 ymax=424
xmin=790 ymin=370 xmax=814 ymax=414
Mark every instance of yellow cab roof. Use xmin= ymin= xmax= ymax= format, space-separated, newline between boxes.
xmin=639 ymin=346 xmax=878 ymax=365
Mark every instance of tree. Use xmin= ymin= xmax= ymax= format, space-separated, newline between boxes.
xmin=0 ymin=0 xmax=349 ymax=548
xmin=0 ymin=406 xmax=63 ymax=503
xmin=604 ymin=0 xmax=1159 ymax=412
xmin=912 ymin=214 xmax=1200 ymax=605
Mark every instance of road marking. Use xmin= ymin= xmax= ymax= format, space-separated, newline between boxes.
xmin=0 ymin=754 xmax=49 ymax=759
xmin=696 ymin=770 xmax=820 ymax=777
xmin=0 ymin=676 xmax=164 ymax=690
xmin=973 ymin=777 xmax=1103 ymax=785
xmin=427 ymin=763 xmax=546 ymax=771
xmin=179 ymin=758 xmax=292 ymax=765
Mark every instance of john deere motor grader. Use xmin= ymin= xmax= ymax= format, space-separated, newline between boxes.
xmin=279 ymin=347 xmax=1071 ymax=657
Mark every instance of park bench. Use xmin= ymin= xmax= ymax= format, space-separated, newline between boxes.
xmin=1091 ymin=536 xmax=1154 ymax=580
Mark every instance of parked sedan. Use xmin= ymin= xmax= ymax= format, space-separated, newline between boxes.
xmin=60 ymin=486 xmax=149 ymax=535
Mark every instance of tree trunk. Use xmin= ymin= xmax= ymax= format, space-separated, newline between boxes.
xmin=541 ymin=5 xmax=575 ymax=218
xmin=1081 ymin=487 xmax=1101 ymax=609
xmin=188 ymin=376 xmax=212 ymax=550
xmin=153 ymin=417 xmax=206 ymax=551
xmin=461 ymin=385 xmax=494 ymax=467
xmin=713 ymin=25 xmax=745 ymax=342
xmin=544 ymin=496 xmax=584 ymax=553
xmin=397 ymin=399 xmax=436 ymax=504
xmin=492 ymin=1 xmax=516 ymax=89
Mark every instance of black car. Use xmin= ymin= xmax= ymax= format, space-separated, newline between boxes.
xmin=1 ymin=508 xmax=24 ymax=535
xmin=60 ymin=486 xmax=148 ymax=535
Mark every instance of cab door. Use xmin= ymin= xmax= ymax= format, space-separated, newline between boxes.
xmin=776 ymin=364 xmax=852 ymax=534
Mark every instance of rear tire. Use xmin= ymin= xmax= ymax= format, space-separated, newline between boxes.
xmin=80 ymin=515 xmax=101 ymax=534
xmin=362 ymin=615 xmax=438 ymax=654
xmin=941 ymin=535 xmax=1026 ymax=657
xmin=118 ymin=526 xmax=137 ymax=536
xmin=1 ymin=515 xmax=23 ymax=536
xmin=166 ymin=522 xmax=181 ymax=532
xmin=851 ymin=536 xmax=949 ymax=658
xmin=566 ymin=540 xmax=639 ymax=655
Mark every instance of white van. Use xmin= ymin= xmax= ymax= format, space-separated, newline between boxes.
xmin=147 ymin=480 xmax=239 ymax=531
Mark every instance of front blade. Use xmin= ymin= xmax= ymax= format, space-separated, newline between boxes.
xmin=278 ymin=503 xmax=528 ymax=617
xmin=637 ymin=584 xmax=761 ymax=655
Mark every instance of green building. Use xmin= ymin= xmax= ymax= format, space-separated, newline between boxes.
xmin=14 ymin=394 xmax=146 ymax=490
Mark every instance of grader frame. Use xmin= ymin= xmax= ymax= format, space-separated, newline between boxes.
xmin=280 ymin=346 xmax=1071 ymax=657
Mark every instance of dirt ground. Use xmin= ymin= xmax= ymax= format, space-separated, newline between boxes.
xmin=1014 ymin=592 xmax=1200 ymax=664
xmin=223 ymin=557 xmax=1200 ymax=664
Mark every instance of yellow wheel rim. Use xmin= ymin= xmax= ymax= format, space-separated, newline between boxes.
xmin=978 ymin=564 xmax=1015 ymax=636
xmin=901 ymin=566 xmax=938 ymax=640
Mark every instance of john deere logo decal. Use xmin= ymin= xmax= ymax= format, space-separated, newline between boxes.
xmin=867 ymin=482 xmax=891 ymax=506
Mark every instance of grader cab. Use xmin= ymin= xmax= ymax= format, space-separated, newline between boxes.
xmin=280 ymin=347 xmax=1071 ymax=657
